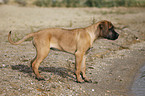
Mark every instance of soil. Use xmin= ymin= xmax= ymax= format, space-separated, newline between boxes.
xmin=0 ymin=5 xmax=145 ymax=96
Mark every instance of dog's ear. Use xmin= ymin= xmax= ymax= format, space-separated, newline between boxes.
xmin=98 ymin=22 xmax=104 ymax=30
xmin=99 ymin=22 xmax=109 ymax=30
xmin=98 ymin=22 xmax=108 ymax=37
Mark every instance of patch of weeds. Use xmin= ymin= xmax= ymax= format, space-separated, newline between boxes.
xmin=100 ymin=10 xmax=127 ymax=15
xmin=13 ymin=33 xmax=21 ymax=42
xmin=92 ymin=17 xmax=96 ymax=24
xmin=15 ymin=0 xmax=27 ymax=6
xmin=69 ymin=20 xmax=73 ymax=27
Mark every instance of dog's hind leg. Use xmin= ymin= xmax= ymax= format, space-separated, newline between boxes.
xmin=31 ymin=39 xmax=50 ymax=81
xmin=30 ymin=56 xmax=36 ymax=68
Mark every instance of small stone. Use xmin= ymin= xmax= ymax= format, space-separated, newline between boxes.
xmin=92 ymin=89 xmax=94 ymax=91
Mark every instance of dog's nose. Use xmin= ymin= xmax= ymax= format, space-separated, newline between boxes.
xmin=117 ymin=33 xmax=119 ymax=37
xmin=112 ymin=32 xmax=119 ymax=40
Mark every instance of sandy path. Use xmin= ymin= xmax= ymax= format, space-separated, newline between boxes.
xmin=0 ymin=5 xmax=145 ymax=96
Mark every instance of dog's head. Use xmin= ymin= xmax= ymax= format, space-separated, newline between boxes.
xmin=97 ymin=20 xmax=119 ymax=40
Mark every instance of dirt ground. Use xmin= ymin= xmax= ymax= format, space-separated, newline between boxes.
xmin=0 ymin=5 xmax=145 ymax=96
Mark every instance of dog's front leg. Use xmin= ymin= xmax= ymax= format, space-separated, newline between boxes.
xmin=75 ymin=51 xmax=85 ymax=83
xmin=81 ymin=55 xmax=92 ymax=83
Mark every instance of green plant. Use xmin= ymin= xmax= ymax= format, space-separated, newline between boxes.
xmin=3 ymin=0 xmax=9 ymax=4
xmin=34 ymin=0 xmax=50 ymax=7
xmin=34 ymin=0 xmax=145 ymax=7
xmin=85 ymin=0 xmax=103 ymax=7
xmin=34 ymin=0 xmax=61 ymax=7
xmin=15 ymin=0 xmax=27 ymax=6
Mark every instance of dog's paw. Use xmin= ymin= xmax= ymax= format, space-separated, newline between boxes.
xmin=76 ymin=79 xmax=85 ymax=83
xmin=36 ymin=77 xmax=45 ymax=81
xmin=83 ymin=77 xmax=92 ymax=83
xmin=76 ymin=80 xmax=85 ymax=83
xmin=84 ymin=79 xmax=92 ymax=83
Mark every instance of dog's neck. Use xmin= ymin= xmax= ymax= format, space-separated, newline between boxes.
xmin=86 ymin=24 xmax=100 ymax=45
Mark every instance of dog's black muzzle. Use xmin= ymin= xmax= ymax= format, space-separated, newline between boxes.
xmin=106 ymin=31 xmax=119 ymax=40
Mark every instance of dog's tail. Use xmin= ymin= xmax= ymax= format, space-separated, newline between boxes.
xmin=8 ymin=31 xmax=35 ymax=45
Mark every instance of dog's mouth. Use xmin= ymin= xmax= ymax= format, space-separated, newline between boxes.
xmin=106 ymin=32 xmax=119 ymax=40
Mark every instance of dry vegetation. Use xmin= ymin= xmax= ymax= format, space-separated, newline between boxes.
xmin=1 ymin=0 xmax=145 ymax=7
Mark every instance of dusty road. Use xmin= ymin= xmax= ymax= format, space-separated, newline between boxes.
xmin=0 ymin=5 xmax=145 ymax=96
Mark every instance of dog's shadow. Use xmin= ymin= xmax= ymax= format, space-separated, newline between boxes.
xmin=11 ymin=64 xmax=75 ymax=80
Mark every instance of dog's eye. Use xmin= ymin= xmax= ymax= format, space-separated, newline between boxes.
xmin=109 ymin=28 xmax=112 ymax=31
xmin=109 ymin=27 xmax=114 ymax=31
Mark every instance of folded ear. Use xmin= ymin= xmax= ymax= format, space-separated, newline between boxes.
xmin=99 ymin=22 xmax=104 ymax=29
xmin=97 ymin=22 xmax=108 ymax=37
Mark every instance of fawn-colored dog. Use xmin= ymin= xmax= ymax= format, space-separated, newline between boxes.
xmin=8 ymin=20 xmax=119 ymax=83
